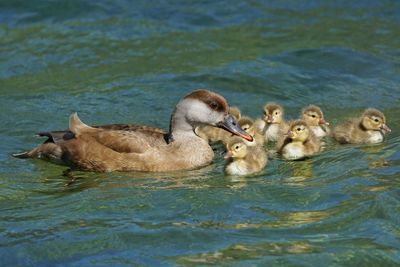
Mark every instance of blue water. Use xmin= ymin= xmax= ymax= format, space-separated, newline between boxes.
xmin=1 ymin=1 xmax=400 ymax=266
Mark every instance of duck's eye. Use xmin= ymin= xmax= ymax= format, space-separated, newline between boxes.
xmin=210 ymin=102 xmax=218 ymax=110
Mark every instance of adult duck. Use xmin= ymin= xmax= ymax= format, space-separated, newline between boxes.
xmin=13 ymin=89 xmax=253 ymax=172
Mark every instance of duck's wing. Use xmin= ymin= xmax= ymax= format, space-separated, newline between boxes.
xmin=37 ymin=118 xmax=169 ymax=154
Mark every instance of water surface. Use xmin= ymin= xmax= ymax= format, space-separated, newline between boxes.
xmin=1 ymin=1 xmax=400 ymax=266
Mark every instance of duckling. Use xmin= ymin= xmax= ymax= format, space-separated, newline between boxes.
xmin=224 ymin=137 xmax=267 ymax=175
xmin=333 ymin=108 xmax=391 ymax=144
xmin=301 ymin=105 xmax=330 ymax=138
xmin=236 ymin=116 xmax=265 ymax=147
xmin=13 ymin=90 xmax=253 ymax=172
xmin=278 ymin=120 xmax=321 ymax=160
xmin=195 ymin=106 xmax=241 ymax=143
xmin=255 ymin=102 xmax=288 ymax=142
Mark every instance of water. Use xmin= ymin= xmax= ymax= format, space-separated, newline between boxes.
xmin=1 ymin=1 xmax=400 ymax=266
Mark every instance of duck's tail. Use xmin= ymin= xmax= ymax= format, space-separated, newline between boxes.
xmin=69 ymin=112 xmax=94 ymax=135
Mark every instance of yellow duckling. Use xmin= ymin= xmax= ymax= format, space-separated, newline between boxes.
xmin=277 ymin=120 xmax=321 ymax=160
xmin=255 ymin=102 xmax=288 ymax=142
xmin=195 ymin=106 xmax=241 ymax=143
xmin=333 ymin=108 xmax=391 ymax=144
xmin=301 ymin=105 xmax=330 ymax=138
xmin=236 ymin=116 xmax=265 ymax=147
xmin=224 ymin=137 xmax=267 ymax=175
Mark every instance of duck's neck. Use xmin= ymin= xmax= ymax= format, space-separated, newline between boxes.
xmin=168 ymin=107 xmax=199 ymax=143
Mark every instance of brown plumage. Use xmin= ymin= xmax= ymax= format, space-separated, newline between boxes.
xmin=13 ymin=90 xmax=253 ymax=172
xmin=277 ymin=120 xmax=321 ymax=160
xmin=333 ymin=108 xmax=391 ymax=144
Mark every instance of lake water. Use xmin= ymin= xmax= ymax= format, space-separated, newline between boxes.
xmin=1 ymin=1 xmax=400 ymax=266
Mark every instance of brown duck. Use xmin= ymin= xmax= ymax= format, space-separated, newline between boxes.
xmin=13 ymin=90 xmax=253 ymax=172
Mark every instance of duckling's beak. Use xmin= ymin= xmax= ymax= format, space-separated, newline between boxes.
xmin=217 ymin=114 xmax=253 ymax=142
xmin=319 ymin=118 xmax=329 ymax=125
xmin=266 ymin=115 xmax=273 ymax=123
xmin=224 ymin=151 xmax=233 ymax=160
xmin=381 ymin=124 xmax=391 ymax=133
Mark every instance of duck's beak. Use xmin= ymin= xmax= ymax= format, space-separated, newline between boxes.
xmin=217 ymin=114 xmax=253 ymax=142
xmin=319 ymin=118 xmax=329 ymax=125
xmin=266 ymin=115 xmax=273 ymax=124
xmin=224 ymin=151 xmax=233 ymax=160
xmin=381 ymin=124 xmax=391 ymax=133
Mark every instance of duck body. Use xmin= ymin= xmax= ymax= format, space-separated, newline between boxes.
xmin=278 ymin=120 xmax=320 ymax=160
xmin=256 ymin=102 xmax=288 ymax=142
xmin=224 ymin=137 xmax=267 ymax=175
xmin=333 ymin=108 xmax=390 ymax=144
xmin=14 ymin=90 xmax=253 ymax=172
xmin=301 ymin=105 xmax=330 ymax=139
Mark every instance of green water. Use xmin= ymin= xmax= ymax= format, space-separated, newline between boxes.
xmin=1 ymin=1 xmax=400 ymax=266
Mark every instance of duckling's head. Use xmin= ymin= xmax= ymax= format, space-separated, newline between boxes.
xmin=175 ymin=89 xmax=253 ymax=141
xmin=263 ymin=103 xmax=284 ymax=124
xmin=301 ymin=105 xmax=329 ymax=127
xmin=229 ymin=106 xmax=242 ymax=121
xmin=287 ymin=120 xmax=311 ymax=142
xmin=238 ymin=117 xmax=255 ymax=136
xmin=224 ymin=137 xmax=248 ymax=159
xmin=361 ymin=108 xmax=391 ymax=133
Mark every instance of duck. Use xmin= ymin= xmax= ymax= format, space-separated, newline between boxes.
xmin=13 ymin=89 xmax=253 ymax=172
xmin=333 ymin=108 xmax=391 ymax=144
xmin=277 ymin=120 xmax=321 ymax=160
xmin=224 ymin=137 xmax=267 ymax=175
xmin=195 ymin=106 xmax=241 ymax=143
xmin=301 ymin=105 xmax=330 ymax=138
xmin=236 ymin=116 xmax=265 ymax=147
xmin=254 ymin=102 xmax=288 ymax=142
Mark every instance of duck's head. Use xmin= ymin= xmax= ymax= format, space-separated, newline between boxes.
xmin=301 ymin=105 xmax=329 ymax=127
xmin=175 ymin=89 xmax=253 ymax=141
xmin=263 ymin=103 xmax=284 ymax=124
xmin=224 ymin=137 xmax=248 ymax=159
xmin=287 ymin=120 xmax=311 ymax=142
xmin=238 ymin=116 xmax=256 ymax=137
xmin=361 ymin=108 xmax=391 ymax=133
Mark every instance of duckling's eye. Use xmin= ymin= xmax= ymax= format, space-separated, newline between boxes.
xmin=275 ymin=111 xmax=279 ymax=115
xmin=374 ymin=118 xmax=379 ymax=123
xmin=297 ymin=127 xmax=301 ymax=131
xmin=263 ymin=111 xmax=267 ymax=115
xmin=235 ymin=145 xmax=240 ymax=150
xmin=311 ymin=114 xmax=316 ymax=118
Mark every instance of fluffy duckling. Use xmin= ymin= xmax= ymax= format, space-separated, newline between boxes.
xmin=278 ymin=120 xmax=321 ymax=160
xmin=255 ymin=102 xmax=288 ymax=142
xmin=333 ymin=108 xmax=391 ymax=144
xmin=236 ymin=116 xmax=265 ymax=147
xmin=224 ymin=137 xmax=267 ymax=175
xmin=301 ymin=105 xmax=330 ymax=138
xmin=195 ymin=106 xmax=241 ymax=143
